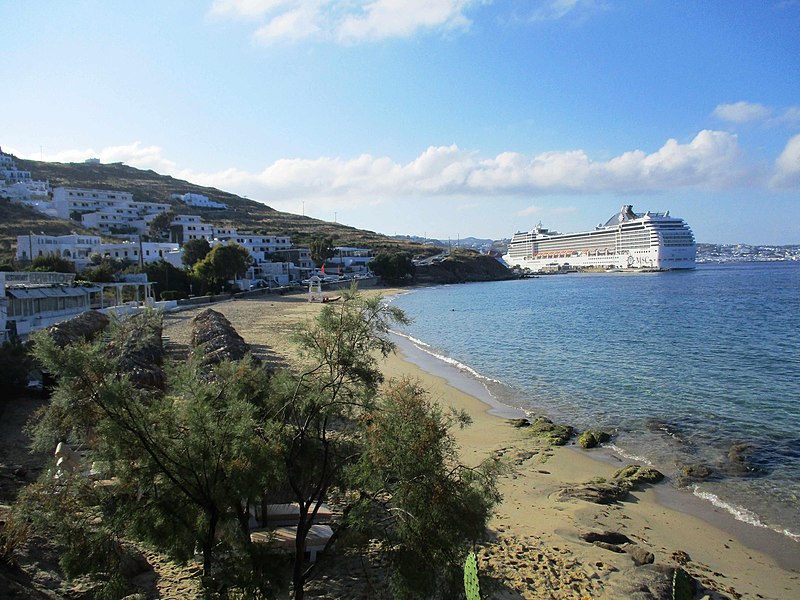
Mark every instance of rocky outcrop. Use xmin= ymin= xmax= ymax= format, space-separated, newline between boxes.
xmin=526 ymin=416 xmax=574 ymax=446
xmin=577 ymin=430 xmax=611 ymax=448
xmin=557 ymin=464 xmax=665 ymax=505
xmin=414 ymin=250 xmax=516 ymax=284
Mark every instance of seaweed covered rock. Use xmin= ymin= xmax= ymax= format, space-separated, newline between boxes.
xmin=577 ymin=430 xmax=611 ymax=448
xmin=527 ymin=416 xmax=574 ymax=446
xmin=558 ymin=465 xmax=664 ymax=505
xmin=507 ymin=418 xmax=530 ymax=428
xmin=556 ymin=480 xmax=629 ymax=504
xmin=676 ymin=463 xmax=714 ymax=486
xmin=724 ymin=442 xmax=762 ymax=477
xmin=612 ymin=464 xmax=665 ymax=486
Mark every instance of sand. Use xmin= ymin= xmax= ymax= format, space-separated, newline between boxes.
xmin=152 ymin=290 xmax=798 ymax=598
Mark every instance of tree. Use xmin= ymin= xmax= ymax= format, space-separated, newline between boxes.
xmin=267 ymin=286 xmax=410 ymax=598
xmin=370 ymin=251 xmax=415 ymax=285
xmin=143 ymin=259 xmax=191 ymax=299
xmin=0 ymin=337 xmax=32 ymax=393
xmin=309 ymin=237 xmax=334 ymax=268
xmin=194 ymin=243 xmax=251 ymax=292
xmin=19 ymin=291 xmax=499 ymax=599
xmin=147 ymin=210 xmax=177 ymax=242
xmin=28 ymin=252 xmax=75 ymax=274
xmin=181 ymin=238 xmax=211 ymax=268
xmin=25 ymin=312 xmax=282 ymax=596
xmin=349 ymin=379 xmax=501 ymax=598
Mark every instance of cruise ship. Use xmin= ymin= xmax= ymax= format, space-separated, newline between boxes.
xmin=503 ymin=205 xmax=696 ymax=272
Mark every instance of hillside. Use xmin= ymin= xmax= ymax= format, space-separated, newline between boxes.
xmin=4 ymin=157 xmax=439 ymax=260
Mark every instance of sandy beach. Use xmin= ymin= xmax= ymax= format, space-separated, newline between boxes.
xmin=159 ymin=290 xmax=799 ymax=599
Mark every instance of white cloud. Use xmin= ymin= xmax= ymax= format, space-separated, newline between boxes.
xmin=527 ymin=0 xmax=608 ymax=22
xmin=210 ymin=0 xmax=481 ymax=44
xmin=20 ymin=130 xmax=753 ymax=214
xmin=770 ymin=134 xmax=800 ymax=188
xmin=519 ymin=204 xmax=576 ymax=218
xmin=713 ymin=101 xmax=772 ymax=123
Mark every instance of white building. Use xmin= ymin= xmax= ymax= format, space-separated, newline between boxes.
xmin=15 ymin=234 xmax=180 ymax=271
xmin=16 ymin=234 xmax=102 ymax=266
xmin=170 ymin=214 xmax=214 ymax=243
xmin=0 ymin=271 xmax=157 ymax=342
xmin=0 ymin=147 xmax=50 ymax=201
xmin=171 ymin=192 xmax=227 ymax=210
xmin=328 ymin=247 xmax=374 ymax=273
xmin=52 ymin=187 xmax=172 ymax=236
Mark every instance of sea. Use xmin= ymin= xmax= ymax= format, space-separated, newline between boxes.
xmin=387 ymin=262 xmax=800 ymax=544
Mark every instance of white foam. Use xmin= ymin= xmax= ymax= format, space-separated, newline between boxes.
xmin=391 ymin=330 xmax=503 ymax=385
xmin=606 ymin=443 xmax=655 ymax=467
xmin=691 ymin=486 xmax=800 ymax=542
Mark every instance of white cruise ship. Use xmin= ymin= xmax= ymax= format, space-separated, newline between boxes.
xmin=503 ymin=205 xmax=696 ymax=272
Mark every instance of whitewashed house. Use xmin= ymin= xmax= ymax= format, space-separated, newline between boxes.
xmin=171 ymin=192 xmax=227 ymax=210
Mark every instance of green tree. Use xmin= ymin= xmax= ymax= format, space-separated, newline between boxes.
xmin=26 ymin=312 xmax=282 ymax=596
xmin=19 ymin=291 xmax=499 ymax=599
xmin=194 ymin=243 xmax=251 ymax=293
xmin=0 ymin=338 xmax=32 ymax=393
xmin=143 ymin=259 xmax=191 ymax=299
xmin=309 ymin=237 xmax=334 ymax=268
xmin=268 ymin=287 xmax=409 ymax=599
xmin=370 ymin=251 xmax=415 ymax=285
xmin=349 ymin=378 xmax=501 ymax=599
xmin=181 ymin=237 xmax=211 ymax=268
xmin=28 ymin=252 xmax=75 ymax=273
xmin=147 ymin=210 xmax=177 ymax=242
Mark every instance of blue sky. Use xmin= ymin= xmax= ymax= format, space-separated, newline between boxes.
xmin=3 ymin=1 xmax=800 ymax=244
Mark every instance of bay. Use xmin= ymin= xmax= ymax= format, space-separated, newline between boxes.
xmin=389 ymin=262 xmax=800 ymax=541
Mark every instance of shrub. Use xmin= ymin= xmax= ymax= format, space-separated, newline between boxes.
xmin=160 ymin=290 xmax=188 ymax=301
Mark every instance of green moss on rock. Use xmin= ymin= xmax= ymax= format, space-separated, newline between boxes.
xmin=612 ymin=465 xmax=665 ymax=487
xmin=528 ymin=416 xmax=574 ymax=446
xmin=577 ymin=430 xmax=611 ymax=448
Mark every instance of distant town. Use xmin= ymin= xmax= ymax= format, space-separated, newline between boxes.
xmin=391 ymin=235 xmax=800 ymax=264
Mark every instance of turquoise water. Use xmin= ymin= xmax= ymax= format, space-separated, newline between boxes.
xmin=389 ymin=262 xmax=800 ymax=541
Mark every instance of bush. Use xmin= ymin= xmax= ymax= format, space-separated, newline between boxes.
xmin=160 ymin=290 xmax=188 ymax=301
xmin=0 ymin=338 xmax=32 ymax=393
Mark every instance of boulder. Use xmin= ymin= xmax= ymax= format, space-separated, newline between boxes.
xmin=578 ymin=430 xmax=611 ymax=448
xmin=624 ymin=544 xmax=655 ymax=566
xmin=676 ymin=463 xmax=714 ymax=486
xmin=612 ymin=465 xmax=665 ymax=487
xmin=527 ymin=416 xmax=574 ymax=446
xmin=556 ymin=480 xmax=629 ymax=504
xmin=507 ymin=418 xmax=530 ymax=428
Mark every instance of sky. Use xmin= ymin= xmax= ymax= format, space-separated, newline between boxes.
xmin=3 ymin=0 xmax=800 ymax=244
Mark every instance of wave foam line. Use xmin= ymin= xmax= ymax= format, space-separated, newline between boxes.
xmin=391 ymin=330 xmax=504 ymax=386
xmin=606 ymin=444 xmax=655 ymax=467
xmin=691 ymin=486 xmax=800 ymax=542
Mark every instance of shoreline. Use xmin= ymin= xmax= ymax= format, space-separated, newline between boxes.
xmin=381 ymin=321 xmax=800 ymax=596
xmin=382 ymin=290 xmax=800 ymax=548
